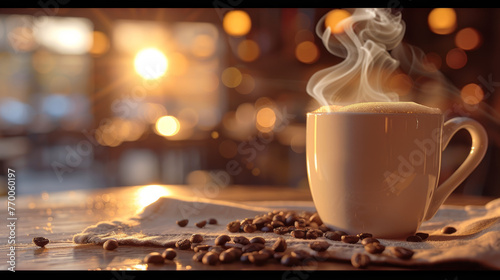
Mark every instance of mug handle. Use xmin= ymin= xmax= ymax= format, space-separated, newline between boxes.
xmin=424 ymin=117 xmax=488 ymax=221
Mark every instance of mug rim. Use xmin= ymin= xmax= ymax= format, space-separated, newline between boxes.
xmin=306 ymin=111 xmax=443 ymax=116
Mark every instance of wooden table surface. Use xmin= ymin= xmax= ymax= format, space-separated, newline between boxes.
xmin=1 ymin=184 xmax=497 ymax=272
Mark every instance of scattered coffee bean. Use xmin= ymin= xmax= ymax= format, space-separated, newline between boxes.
xmin=164 ymin=241 xmax=177 ymax=248
xmin=249 ymin=252 xmax=270 ymax=266
xmin=175 ymin=239 xmax=191 ymax=250
xmin=391 ymin=246 xmax=414 ymax=260
xmin=144 ymin=252 xmax=164 ymax=264
xmin=324 ymin=231 xmax=342 ymax=241
xmin=281 ymin=254 xmax=301 ymax=266
xmin=259 ymin=248 xmax=275 ymax=258
xmin=227 ymin=220 xmax=241 ymax=232
xmin=226 ymin=247 xmax=243 ymax=259
xmin=271 ymin=220 xmax=285 ymax=228
xmin=215 ymin=234 xmax=231 ymax=246
xmin=294 ymin=219 xmax=307 ymax=228
xmin=335 ymin=230 xmax=348 ymax=236
xmin=190 ymin=234 xmax=203 ymax=243
xmin=357 ymin=233 xmax=373 ymax=240
xmin=272 ymin=237 xmax=287 ymax=252
xmin=208 ymin=218 xmax=218 ymax=225
xmin=341 ymin=235 xmax=360 ymax=244
xmin=193 ymin=251 xmax=207 ymax=262
xmin=291 ymin=249 xmax=311 ymax=260
xmin=202 ymin=252 xmax=219 ymax=265
xmin=318 ymin=224 xmax=330 ymax=232
xmin=233 ymin=235 xmax=250 ymax=245
xmin=242 ymin=243 xmax=265 ymax=253
xmin=33 ymin=237 xmax=49 ymax=247
xmin=273 ymin=226 xmax=289 ymax=235
xmin=415 ymin=232 xmax=429 ymax=240
xmin=273 ymin=252 xmax=285 ymax=261
xmin=309 ymin=212 xmax=323 ymax=225
xmin=219 ymin=250 xmax=237 ymax=263
xmin=441 ymin=226 xmax=457 ymax=234
xmin=406 ymin=235 xmax=423 ymax=242
xmin=195 ymin=220 xmax=207 ymax=228
xmin=176 ymin=219 xmax=188 ymax=227
xmin=309 ymin=241 xmax=330 ymax=252
xmin=243 ymin=223 xmax=257 ymax=233
xmin=224 ymin=242 xmax=243 ymax=249
xmin=249 ymin=236 xmax=266 ymax=244
xmin=285 ymin=215 xmax=298 ymax=226
xmin=193 ymin=244 xmax=211 ymax=252
xmin=162 ymin=248 xmax=176 ymax=260
xmin=361 ymin=237 xmax=380 ymax=246
xmin=291 ymin=229 xmax=306 ymax=239
xmin=253 ymin=217 xmax=272 ymax=229
xmin=351 ymin=253 xmax=370 ymax=269
xmin=208 ymin=246 xmax=226 ymax=254
xmin=364 ymin=243 xmax=385 ymax=254
xmin=261 ymin=224 xmax=273 ymax=232
xmin=103 ymin=239 xmax=118 ymax=250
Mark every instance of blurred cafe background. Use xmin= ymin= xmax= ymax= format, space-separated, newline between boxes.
xmin=0 ymin=8 xmax=499 ymax=197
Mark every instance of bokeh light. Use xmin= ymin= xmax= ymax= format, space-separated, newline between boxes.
xmin=455 ymin=27 xmax=482 ymax=51
xmin=235 ymin=73 xmax=256 ymax=95
xmin=428 ymin=8 xmax=457 ymax=35
xmin=324 ymin=9 xmax=351 ymax=34
xmin=134 ymin=48 xmax=168 ymax=80
xmin=191 ymin=34 xmax=217 ymax=58
xmin=221 ymin=67 xmax=243 ymax=88
xmin=295 ymin=41 xmax=319 ymax=64
xmin=389 ymin=73 xmax=413 ymax=96
xmin=167 ymin=52 xmax=189 ymax=76
xmin=461 ymin=83 xmax=484 ymax=105
xmin=155 ymin=116 xmax=180 ymax=137
xmin=89 ymin=31 xmax=110 ymax=56
xmin=256 ymin=107 xmax=276 ymax=129
xmin=223 ymin=10 xmax=252 ymax=37
xmin=135 ymin=185 xmax=171 ymax=208
xmin=446 ymin=48 xmax=467 ymax=69
xmin=237 ymin=39 xmax=260 ymax=62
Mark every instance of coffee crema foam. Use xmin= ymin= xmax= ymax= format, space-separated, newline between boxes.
xmin=313 ymin=102 xmax=442 ymax=114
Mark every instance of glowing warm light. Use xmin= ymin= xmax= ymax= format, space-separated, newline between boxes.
xmin=139 ymin=103 xmax=167 ymax=124
xmin=134 ymin=48 xmax=168 ymax=80
xmin=191 ymin=34 xmax=217 ymax=58
xmin=295 ymin=41 xmax=319 ymax=64
xmin=324 ymin=9 xmax=351 ymax=34
xmin=32 ymin=49 xmax=55 ymax=74
xmin=256 ymin=107 xmax=276 ymax=128
xmin=223 ymin=10 xmax=252 ymax=37
xmin=235 ymin=103 xmax=256 ymax=124
xmin=455 ymin=27 xmax=481 ymax=51
xmin=237 ymin=39 xmax=260 ymax=62
xmin=33 ymin=16 xmax=93 ymax=54
xmin=461 ymin=83 xmax=484 ymax=105
xmin=155 ymin=116 xmax=180 ymax=136
xmin=136 ymin=185 xmax=171 ymax=208
xmin=446 ymin=48 xmax=467 ymax=69
xmin=168 ymin=52 xmax=188 ymax=76
xmin=428 ymin=8 xmax=456 ymax=35
xmin=221 ymin=67 xmax=243 ymax=88
xmin=389 ymin=73 xmax=413 ymax=96
xmin=211 ymin=131 xmax=219 ymax=139
xmin=236 ymin=73 xmax=256 ymax=95
xmin=90 ymin=31 xmax=110 ymax=56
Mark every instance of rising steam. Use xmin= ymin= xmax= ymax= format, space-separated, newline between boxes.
xmin=306 ymin=8 xmax=407 ymax=108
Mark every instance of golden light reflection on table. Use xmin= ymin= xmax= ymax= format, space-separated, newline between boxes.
xmin=135 ymin=185 xmax=173 ymax=209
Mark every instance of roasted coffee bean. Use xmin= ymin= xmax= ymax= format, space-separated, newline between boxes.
xmin=233 ymin=235 xmax=250 ymax=245
xmin=261 ymin=224 xmax=273 ymax=232
xmin=294 ymin=219 xmax=307 ymax=228
xmin=391 ymin=246 xmax=414 ymax=260
xmin=309 ymin=212 xmax=323 ymax=225
xmin=193 ymin=251 xmax=207 ymax=262
xmin=271 ymin=220 xmax=285 ymax=228
xmin=208 ymin=218 xmax=218 ymax=225
xmin=176 ymin=219 xmax=188 ymax=227
xmin=285 ymin=215 xmax=298 ymax=226
xmin=324 ymin=231 xmax=342 ymax=241
xmin=441 ymin=226 xmax=457 ymax=234
xmin=364 ymin=243 xmax=385 ymax=254
xmin=219 ymin=250 xmax=237 ymax=263
xmin=224 ymin=242 xmax=243 ymax=249
xmin=249 ymin=252 xmax=270 ymax=266
xmin=291 ymin=229 xmax=306 ymax=239
xmin=190 ymin=234 xmax=203 ymax=243
xmin=208 ymin=245 xmax=226 ymax=254
xmin=227 ymin=221 xmax=241 ymax=232
xmin=103 ymin=239 xmax=118 ymax=250
xmin=226 ymin=247 xmax=243 ymax=259
xmin=351 ymin=253 xmax=370 ymax=269
xmin=341 ymin=235 xmax=360 ymax=244
xmin=281 ymin=254 xmax=301 ymax=266
xmin=318 ymin=224 xmax=331 ymax=232
xmin=243 ymin=224 xmax=257 ymax=233
xmin=259 ymin=248 xmax=275 ymax=258
xmin=240 ymin=252 xmax=253 ymax=264
xmin=273 ymin=252 xmax=285 ymax=261
xmin=164 ymin=241 xmax=177 ymax=248
xmin=273 ymin=226 xmax=289 ymax=235
xmin=202 ymin=252 xmax=219 ymax=265
xmin=306 ymin=229 xmax=322 ymax=239
xmin=406 ymin=235 xmax=423 ymax=242
xmin=291 ymin=249 xmax=311 ymax=260
xmin=249 ymin=236 xmax=266 ymax=244
xmin=215 ymin=234 xmax=231 ymax=246
xmin=195 ymin=220 xmax=207 ymax=228
xmin=144 ymin=252 xmax=164 ymax=264
xmin=175 ymin=239 xmax=191 ymax=250
xmin=242 ymin=243 xmax=265 ymax=253
xmin=253 ymin=217 xmax=272 ymax=229
xmin=161 ymin=248 xmax=176 ymax=260
xmin=33 ymin=237 xmax=50 ymax=247
xmin=415 ymin=232 xmax=429 ymax=240
xmin=309 ymin=241 xmax=330 ymax=252
xmin=272 ymin=237 xmax=287 ymax=252
xmin=361 ymin=237 xmax=380 ymax=246
xmin=357 ymin=233 xmax=373 ymax=240
xmin=193 ymin=244 xmax=211 ymax=252
xmin=272 ymin=214 xmax=285 ymax=223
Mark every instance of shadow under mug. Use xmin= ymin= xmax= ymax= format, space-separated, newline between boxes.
xmin=306 ymin=109 xmax=488 ymax=238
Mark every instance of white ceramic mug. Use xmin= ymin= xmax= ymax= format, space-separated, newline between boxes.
xmin=306 ymin=104 xmax=488 ymax=238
